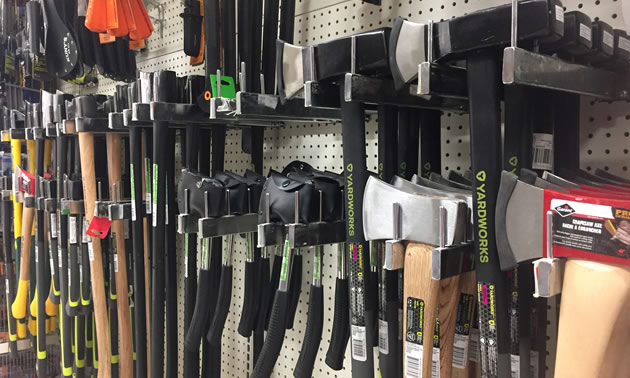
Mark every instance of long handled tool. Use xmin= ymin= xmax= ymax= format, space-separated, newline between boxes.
xmin=106 ymin=132 xmax=133 ymax=378
xmin=78 ymin=120 xmax=112 ymax=378
xmin=2 ymin=181 xmax=18 ymax=357
xmin=34 ymin=136 xmax=47 ymax=377
xmin=165 ymin=127 xmax=178 ymax=378
xmin=129 ymin=100 xmax=148 ymax=378
xmin=10 ymin=138 xmax=27 ymax=340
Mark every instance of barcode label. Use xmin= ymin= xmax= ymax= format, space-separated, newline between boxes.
xmin=579 ymin=23 xmax=592 ymax=42
xmin=405 ymin=343 xmax=423 ymax=378
xmin=532 ymin=133 xmax=553 ymax=170
xmin=114 ymin=254 xmax=119 ymax=273
xmin=432 ymin=347 xmax=440 ymax=378
xmin=619 ymin=37 xmax=630 ymax=52
xmin=530 ymin=351 xmax=539 ymax=378
xmin=35 ymin=245 xmax=38 ymax=263
xmin=82 ymin=219 xmax=89 ymax=243
xmin=469 ymin=329 xmax=480 ymax=362
xmin=58 ymin=246 xmax=62 ymax=268
xmin=79 ymin=264 xmax=83 ymax=283
xmin=351 ymin=325 xmax=367 ymax=361
xmin=50 ymin=254 xmax=55 ymax=275
xmin=165 ymin=204 xmax=169 ymax=225
xmin=5 ymin=279 xmax=8 ymax=294
xmin=378 ymin=319 xmax=389 ymax=354
xmin=68 ymin=268 xmax=71 ymax=287
xmin=146 ymin=193 xmax=152 ymax=214
xmin=511 ymin=354 xmax=520 ymax=378
xmin=50 ymin=213 xmax=58 ymax=238
xmin=88 ymin=242 xmax=94 ymax=262
xmin=452 ymin=334 xmax=469 ymax=369
xmin=555 ymin=5 xmax=564 ymax=22
xmin=603 ymin=30 xmax=614 ymax=48
xmin=69 ymin=217 xmax=77 ymax=244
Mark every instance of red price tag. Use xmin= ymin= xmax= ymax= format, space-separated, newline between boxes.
xmin=86 ymin=216 xmax=112 ymax=239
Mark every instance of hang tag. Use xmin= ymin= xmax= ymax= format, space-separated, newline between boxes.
xmin=99 ymin=33 xmax=116 ymax=44
xmin=87 ymin=216 xmax=112 ymax=239
xmin=129 ymin=39 xmax=145 ymax=50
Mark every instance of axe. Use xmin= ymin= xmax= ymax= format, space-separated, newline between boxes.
xmin=392 ymin=175 xmax=477 ymax=378
xmin=496 ymin=171 xmax=630 ymax=272
xmin=363 ymin=176 xmax=468 ymax=378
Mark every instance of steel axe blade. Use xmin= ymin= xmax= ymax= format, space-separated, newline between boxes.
xmin=363 ymin=176 xmax=468 ymax=246
xmin=496 ymin=171 xmax=630 ymax=271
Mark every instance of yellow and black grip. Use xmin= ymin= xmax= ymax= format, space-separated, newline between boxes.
xmin=10 ymin=139 xmax=27 ymax=340
xmin=74 ymin=314 xmax=87 ymax=378
xmin=2 ymin=197 xmax=18 ymax=356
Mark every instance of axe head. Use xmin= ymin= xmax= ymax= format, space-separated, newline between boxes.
xmin=363 ymin=176 xmax=468 ymax=246
xmin=276 ymin=39 xmax=307 ymax=103
xmin=389 ymin=17 xmax=427 ymax=90
xmin=496 ymin=171 xmax=545 ymax=271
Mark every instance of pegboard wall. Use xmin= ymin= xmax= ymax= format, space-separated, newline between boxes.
xmin=56 ymin=0 xmax=630 ymax=377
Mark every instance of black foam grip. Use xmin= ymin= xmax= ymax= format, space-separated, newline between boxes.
xmin=368 ymin=270 xmax=378 ymax=346
xmin=294 ymin=285 xmax=324 ymax=378
xmin=286 ymin=254 xmax=302 ymax=329
xmin=325 ymin=278 xmax=350 ymax=370
xmin=238 ymin=261 xmax=257 ymax=337
xmin=255 ymin=257 xmax=272 ymax=338
xmin=206 ymin=265 xmax=233 ymax=346
xmin=266 ymin=255 xmax=282 ymax=329
xmin=251 ymin=290 xmax=289 ymax=378
xmin=184 ymin=269 xmax=211 ymax=351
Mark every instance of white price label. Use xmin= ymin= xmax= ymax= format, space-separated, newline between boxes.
xmin=68 ymin=268 xmax=72 ymax=287
xmin=58 ymin=247 xmax=62 ymax=268
xmin=350 ymin=325 xmax=367 ymax=362
xmin=378 ymin=319 xmax=389 ymax=355
xmin=603 ymin=30 xmax=614 ymax=48
xmin=146 ymin=193 xmax=152 ymax=214
xmin=165 ymin=204 xmax=168 ymax=225
xmin=114 ymin=254 xmax=119 ymax=273
xmin=152 ymin=203 xmax=157 ymax=227
xmin=82 ymin=219 xmax=89 ymax=243
xmin=511 ymin=354 xmax=521 ymax=378
xmin=79 ymin=264 xmax=83 ymax=283
xmin=532 ymin=133 xmax=553 ymax=171
xmin=405 ymin=343 xmax=423 ymax=378
xmin=452 ymin=334 xmax=469 ymax=369
xmin=530 ymin=351 xmax=539 ymax=378
xmin=579 ymin=23 xmax=592 ymax=42
xmin=131 ymin=199 xmax=137 ymax=221
xmin=5 ymin=279 xmax=9 ymax=294
xmin=431 ymin=347 xmax=440 ymax=378
xmin=50 ymin=213 xmax=58 ymax=238
xmin=555 ymin=5 xmax=564 ymax=23
xmin=619 ymin=37 xmax=630 ymax=52
xmin=35 ymin=245 xmax=38 ymax=263
xmin=69 ymin=216 xmax=77 ymax=244
xmin=88 ymin=242 xmax=94 ymax=262
xmin=50 ymin=254 xmax=55 ymax=275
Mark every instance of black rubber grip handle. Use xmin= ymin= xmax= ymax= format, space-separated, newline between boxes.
xmin=325 ymin=278 xmax=350 ymax=370
xmin=66 ymin=242 xmax=81 ymax=316
xmin=286 ymin=254 xmax=302 ymax=329
xmin=184 ymin=269 xmax=211 ymax=351
xmin=206 ymin=265 xmax=233 ymax=346
xmin=255 ymin=257 xmax=272 ymax=335
xmin=237 ymin=261 xmax=257 ymax=337
xmin=251 ymin=290 xmax=289 ymax=378
xmin=294 ymin=285 xmax=324 ymax=378
xmin=266 ymin=254 xmax=282 ymax=330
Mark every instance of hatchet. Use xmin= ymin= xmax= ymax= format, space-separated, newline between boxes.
xmin=392 ymin=175 xmax=476 ymax=378
xmin=363 ymin=176 xmax=468 ymax=378
xmin=496 ymin=170 xmax=630 ymax=272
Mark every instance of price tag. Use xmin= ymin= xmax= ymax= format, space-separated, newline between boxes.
xmin=69 ymin=216 xmax=77 ymax=244
xmin=350 ymin=325 xmax=367 ymax=362
xmin=88 ymin=242 xmax=94 ymax=262
xmin=452 ymin=334 xmax=470 ymax=369
xmin=129 ymin=39 xmax=146 ymax=50
xmin=511 ymin=354 xmax=521 ymax=378
xmin=99 ymin=33 xmax=116 ymax=44
xmin=378 ymin=319 xmax=389 ymax=354
xmin=114 ymin=254 xmax=119 ymax=273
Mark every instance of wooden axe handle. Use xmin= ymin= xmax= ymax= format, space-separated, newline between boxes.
xmin=404 ymin=242 xmax=440 ymax=378
xmin=106 ymin=133 xmax=133 ymax=378
xmin=78 ymin=132 xmax=111 ymax=378
xmin=438 ymin=275 xmax=461 ymax=378
xmin=555 ymin=259 xmax=630 ymax=378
